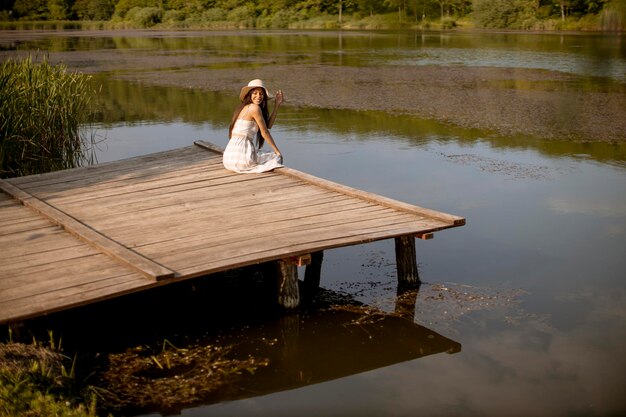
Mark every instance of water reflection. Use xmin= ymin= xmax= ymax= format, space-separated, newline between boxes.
xmin=193 ymin=302 xmax=461 ymax=410
xmin=389 ymin=46 xmax=626 ymax=81
xmin=91 ymin=77 xmax=626 ymax=165
xmin=3 ymin=30 xmax=624 ymax=80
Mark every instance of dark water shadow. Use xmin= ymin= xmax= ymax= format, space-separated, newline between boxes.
xmin=183 ymin=302 xmax=460 ymax=415
xmin=3 ymin=268 xmax=460 ymax=416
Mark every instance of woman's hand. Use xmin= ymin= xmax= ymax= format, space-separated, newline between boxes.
xmin=275 ymin=90 xmax=284 ymax=106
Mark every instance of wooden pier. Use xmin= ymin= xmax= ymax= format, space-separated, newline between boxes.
xmin=0 ymin=141 xmax=465 ymax=325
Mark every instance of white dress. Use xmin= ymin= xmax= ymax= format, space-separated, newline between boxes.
xmin=223 ymin=106 xmax=283 ymax=174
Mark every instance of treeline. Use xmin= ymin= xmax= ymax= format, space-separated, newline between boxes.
xmin=0 ymin=0 xmax=624 ymax=30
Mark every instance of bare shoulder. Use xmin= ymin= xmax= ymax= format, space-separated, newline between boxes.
xmin=247 ymin=103 xmax=262 ymax=115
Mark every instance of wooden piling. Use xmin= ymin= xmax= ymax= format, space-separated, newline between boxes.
xmin=303 ymin=251 xmax=324 ymax=297
xmin=277 ymin=260 xmax=300 ymax=309
xmin=395 ymin=235 xmax=420 ymax=287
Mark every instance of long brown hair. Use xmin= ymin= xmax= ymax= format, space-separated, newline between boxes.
xmin=228 ymin=89 xmax=270 ymax=148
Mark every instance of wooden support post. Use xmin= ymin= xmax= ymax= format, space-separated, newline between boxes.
xmin=277 ymin=259 xmax=300 ymax=310
xmin=395 ymin=235 xmax=420 ymax=288
xmin=303 ymin=251 xmax=324 ymax=297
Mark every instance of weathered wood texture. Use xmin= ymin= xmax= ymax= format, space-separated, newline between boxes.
xmin=395 ymin=235 xmax=420 ymax=287
xmin=0 ymin=142 xmax=464 ymax=325
xmin=0 ymin=193 xmax=149 ymax=324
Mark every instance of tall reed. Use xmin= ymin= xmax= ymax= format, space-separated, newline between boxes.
xmin=0 ymin=55 xmax=95 ymax=178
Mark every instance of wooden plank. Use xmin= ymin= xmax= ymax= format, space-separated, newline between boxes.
xmin=0 ymin=193 xmax=15 ymax=205
xmin=23 ymin=164 xmax=214 ymax=204
xmin=88 ymin=189 xmax=357 ymax=235
xmin=11 ymin=145 xmax=206 ymax=188
xmin=156 ymin=215 xmax=439 ymax=272
xmin=22 ymin=159 xmax=213 ymax=194
xmin=194 ymin=140 xmax=465 ymax=226
xmin=105 ymin=199 xmax=394 ymax=248
xmin=89 ymin=186 xmax=360 ymax=232
xmin=0 ymin=274 xmax=150 ymax=325
xmin=107 ymin=190 xmax=424 ymax=249
xmin=0 ymin=254 xmax=123 ymax=287
xmin=68 ymin=183 xmax=330 ymax=223
xmin=58 ymin=176 xmax=311 ymax=222
xmin=0 ymin=219 xmax=58 ymax=236
xmin=279 ymin=168 xmax=465 ymax=225
xmin=0 ymin=244 xmax=99 ymax=271
xmin=0 ymin=226 xmax=64 ymax=245
xmin=0 ymin=205 xmax=41 ymax=223
xmin=0 ymin=260 xmax=146 ymax=302
xmin=138 ymin=206 xmax=415 ymax=258
xmin=175 ymin=222 xmax=445 ymax=279
xmin=36 ymin=163 xmax=279 ymax=207
xmin=0 ymin=180 xmax=175 ymax=281
xmin=1 ymin=231 xmax=84 ymax=260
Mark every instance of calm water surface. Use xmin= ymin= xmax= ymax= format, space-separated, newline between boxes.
xmin=5 ymin=30 xmax=626 ymax=416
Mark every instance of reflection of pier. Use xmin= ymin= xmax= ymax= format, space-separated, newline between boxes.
xmin=104 ymin=286 xmax=461 ymax=415
xmin=0 ymin=141 xmax=464 ymax=325
xmin=208 ymin=306 xmax=460 ymax=410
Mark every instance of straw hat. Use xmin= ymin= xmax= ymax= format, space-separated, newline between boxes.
xmin=239 ymin=79 xmax=272 ymax=101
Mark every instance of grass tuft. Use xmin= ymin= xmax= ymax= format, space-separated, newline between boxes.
xmin=0 ymin=55 xmax=97 ymax=178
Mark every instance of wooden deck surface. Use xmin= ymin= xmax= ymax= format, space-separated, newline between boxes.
xmin=0 ymin=141 xmax=464 ymax=325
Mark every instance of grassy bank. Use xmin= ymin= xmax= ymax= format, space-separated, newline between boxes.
xmin=0 ymin=336 xmax=99 ymax=417
xmin=0 ymin=20 xmax=107 ymax=30
xmin=0 ymin=12 xmax=618 ymax=32
xmin=0 ymin=56 xmax=96 ymax=178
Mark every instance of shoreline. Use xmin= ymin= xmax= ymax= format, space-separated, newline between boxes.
xmin=1 ymin=30 xmax=624 ymax=143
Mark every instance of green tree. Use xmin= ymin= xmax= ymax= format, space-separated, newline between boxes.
xmin=384 ymin=0 xmax=406 ymax=22
xmin=114 ymin=0 xmax=159 ymax=17
xmin=73 ymin=0 xmax=115 ymax=20
xmin=472 ymin=0 xmax=536 ymax=27
xmin=354 ymin=0 xmax=385 ymax=16
xmin=0 ymin=0 xmax=16 ymax=13
xmin=47 ymin=0 xmax=72 ymax=19
xmin=13 ymin=0 xmax=48 ymax=19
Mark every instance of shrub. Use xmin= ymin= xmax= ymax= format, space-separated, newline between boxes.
xmin=227 ymin=5 xmax=253 ymax=22
xmin=0 ymin=339 xmax=99 ymax=417
xmin=201 ymin=7 xmax=227 ymax=22
xmin=271 ymin=9 xmax=298 ymax=28
xmin=441 ymin=17 xmax=457 ymax=29
xmin=472 ymin=0 xmax=535 ymax=29
xmin=125 ymin=6 xmax=162 ymax=27
xmin=113 ymin=0 xmax=159 ymax=18
xmin=162 ymin=9 xmax=185 ymax=23
xmin=0 ymin=56 xmax=96 ymax=178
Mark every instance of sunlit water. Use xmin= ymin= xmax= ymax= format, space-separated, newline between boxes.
xmin=96 ymin=109 xmax=625 ymax=416
xmin=3 ymin=30 xmax=625 ymax=416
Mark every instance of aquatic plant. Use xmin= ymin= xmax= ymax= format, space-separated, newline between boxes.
xmin=0 ymin=55 xmax=96 ymax=178
xmin=97 ymin=339 xmax=269 ymax=414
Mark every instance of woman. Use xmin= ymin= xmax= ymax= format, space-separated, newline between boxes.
xmin=223 ymin=79 xmax=284 ymax=173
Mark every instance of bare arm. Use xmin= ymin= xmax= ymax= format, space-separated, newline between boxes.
xmin=250 ymin=104 xmax=282 ymax=157
xmin=268 ymin=90 xmax=284 ymax=129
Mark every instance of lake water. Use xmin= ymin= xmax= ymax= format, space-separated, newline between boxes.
xmin=3 ymin=30 xmax=626 ymax=416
